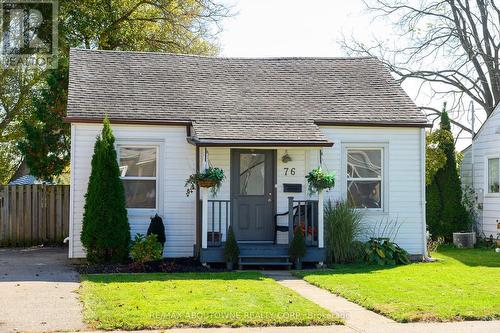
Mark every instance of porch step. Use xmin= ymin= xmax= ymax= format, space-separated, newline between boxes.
xmin=239 ymin=261 xmax=292 ymax=267
xmin=239 ymin=255 xmax=290 ymax=259
xmin=238 ymin=251 xmax=291 ymax=270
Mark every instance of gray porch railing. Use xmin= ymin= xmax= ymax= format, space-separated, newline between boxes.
xmin=288 ymin=197 xmax=319 ymax=247
xmin=207 ymin=199 xmax=230 ymax=247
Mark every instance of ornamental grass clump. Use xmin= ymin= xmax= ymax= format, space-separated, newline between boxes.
xmin=81 ymin=118 xmax=130 ymax=263
xmin=324 ymin=200 xmax=364 ymax=264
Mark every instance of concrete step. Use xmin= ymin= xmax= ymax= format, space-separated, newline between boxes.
xmin=239 ymin=261 xmax=292 ymax=266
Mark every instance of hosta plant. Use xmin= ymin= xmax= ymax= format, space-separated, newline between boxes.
xmin=363 ymin=238 xmax=410 ymax=265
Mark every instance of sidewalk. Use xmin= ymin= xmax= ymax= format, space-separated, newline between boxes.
xmin=262 ymin=270 xmax=500 ymax=333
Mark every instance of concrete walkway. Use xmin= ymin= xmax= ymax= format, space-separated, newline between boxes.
xmin=0 ymin=247 xmax=85 ymax=333
xmin=262 ymin=270 xmax=500 ymax=333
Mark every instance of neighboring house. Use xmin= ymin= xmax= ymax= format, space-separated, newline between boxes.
xmin=460 ymin=103 xmax=500 ymax=239
xmin=8 ymin=161 xmax=46 ymax=185
xmin=66 ymin=48 xmax=430 ymax=264
xmin=9 ymin=175 xmax=45 ymax=186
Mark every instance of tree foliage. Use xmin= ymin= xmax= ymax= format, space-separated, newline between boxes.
xmin=18 ymin=59 xmax=70 ymax=182
xmin=9 ymin=0 xmax=230 ymax=182
xmin=81 ymin=118 xmax=130 ymax=263
xmin=426 ymin=109 xmax=469 ymax=239
xmin=342 ymin=0 xmax=500 ymax=134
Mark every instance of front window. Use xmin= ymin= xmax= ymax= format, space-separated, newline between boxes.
xmin=118 ymin=146 xmax=157 ymax=208
xmin=488 ymin=158 xmax=499 ymax=193
xmin=347 ymin=148 xmax=383 ymax=209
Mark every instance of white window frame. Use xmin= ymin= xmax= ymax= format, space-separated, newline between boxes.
xmin=343 ymin=144 xmax=388 ymax=212
xmin=117 ymin=144 xmax=160 ymax=211
xmin=485 ymin=154 xmax=500 ymax=197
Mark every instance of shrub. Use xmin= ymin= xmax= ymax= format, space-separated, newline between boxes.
xmin=81 ymin=118 xmax=130 ymax=263
xmin=130 ymin=234 xmax=163 ymax=263
xmin=426 ymin=109 xmax=469 ymax=240
xmin=185 ymin=167 xmax=225 ymax=196
xmin=147 ymin=214 xmax=166 ymax=247
xmin=289 ymin=226 xmax=307 ymax=260
xmin=363 ymin=238 xmax=410 ymax=265
xmin=224 ymin=225 xmax=240 ymax=263
xmin=305 ymin=167 xmax=335 ymax=194
xmin=324 ymin=200 xmax=364 ymax=264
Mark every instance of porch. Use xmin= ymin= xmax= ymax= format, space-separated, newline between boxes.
xmin=199 ymin=196 xmax=326 ymax=265
xmin=193 ymin=146 xmax=329 ymax=265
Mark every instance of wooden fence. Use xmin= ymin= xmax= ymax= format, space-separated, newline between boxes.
xmin=0 ymin=185 xmax=70 ymax=247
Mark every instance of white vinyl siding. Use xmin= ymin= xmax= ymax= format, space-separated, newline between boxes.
xmin=69 ymin=124 xmax=426 ymax=258
xmin=70 ymin=123 xmax=196 ymax=258
xmin=464 ymin=104 xmax=500 ymax=238
xmin=320 ymin=126 xmax=426 ymax=255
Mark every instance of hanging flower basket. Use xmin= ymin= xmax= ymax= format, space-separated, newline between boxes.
xmin=185 ymin=167 xmax=225 ymax=196
xmin=305 ymin=167 xmax=336 ymax=194
xmin=197 ymin=179 xmax=217 ymax=188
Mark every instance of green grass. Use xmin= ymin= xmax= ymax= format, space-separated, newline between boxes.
xmin=80 ymin=271 xmax=341 ymax=329
xmin=295 ymin=246 xmax=500 ymax=322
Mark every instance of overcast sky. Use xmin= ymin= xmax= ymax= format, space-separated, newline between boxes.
xmin=218 ymin=0 xmax=476 ymax=149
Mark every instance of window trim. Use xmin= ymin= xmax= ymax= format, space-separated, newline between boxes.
xmin=342 ymin=143 xmax=388 ymax=212
xmin=485 ymin=154 xmax=500 ymax=197
xmin=117 ymin=144 xmax=160 ymax=210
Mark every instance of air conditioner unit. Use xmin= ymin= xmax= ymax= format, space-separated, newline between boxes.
xmin=453 ymin=232 xmax=476 ymax=248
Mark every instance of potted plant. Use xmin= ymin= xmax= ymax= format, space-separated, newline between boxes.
xmin=224 ymin=226 xmax=239 ymax=270
xmin=185 ymin=167 xmax=225 ymax=196
xmin=305 ymin=167 xmax=335 ymax=194
xmin=289 ymin=226 xmax=306 ymax=269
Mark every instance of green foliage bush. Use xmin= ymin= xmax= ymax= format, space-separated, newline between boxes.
xmin=18 ymin=59 xmax=70 ymax=182
xmin=80 ymin=118 xmax=130 ymax=263
xmin=130 ymin=234 xmax=163 ymax=263
xmin=185 ymin=167 xmax=225 ymax=196
xmin=426 ymin=109 xmax=469 ymax=240
xmin=224 ymin=225 xmax=240 ymax=263
xmin=147 ymin=214 xmax=166 ymax=247
xmin=324 ymin=200 xmax=364 ymax=264
xmin=305 ymin=168 xmax=335 ymax=194
xmin=289 ymin=226 xmax=307 ymax=260
xmin=363 ymin=238 xmax=410 ymax=265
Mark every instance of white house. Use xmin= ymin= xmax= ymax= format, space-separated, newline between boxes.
xmin=66 ymin=48 xmax=430 ymax=265
xmin=460 ymin=103 xmax=500 ymax=240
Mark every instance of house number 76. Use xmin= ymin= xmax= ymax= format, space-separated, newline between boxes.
xmin=284 ymin=167 xmax=296 ymax=176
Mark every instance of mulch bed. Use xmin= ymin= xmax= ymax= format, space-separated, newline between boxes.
xmin=76 ymin=257 xmax=226 ymax=274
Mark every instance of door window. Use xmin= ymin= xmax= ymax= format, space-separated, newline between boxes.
xmin=239 ymin=153 xmax=265 ymax=195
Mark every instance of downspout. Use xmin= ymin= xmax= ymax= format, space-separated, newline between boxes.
xmin=421 ymin=128 xmax=429 ymax=258
xmin=195 ymin=145 xmax=201 ymax=257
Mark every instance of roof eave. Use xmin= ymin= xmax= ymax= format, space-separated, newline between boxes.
xmin=187 ymin=137 xmax=334 ymax=148
xmin=314 ymin=120 xmax=432 ymax=128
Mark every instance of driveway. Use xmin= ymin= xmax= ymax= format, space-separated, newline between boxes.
xmin=0 ymin=247 xmax=85 ymax=332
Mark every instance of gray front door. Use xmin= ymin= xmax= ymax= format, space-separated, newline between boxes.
xmin=231 ymin=149 xmax=275 ymax=242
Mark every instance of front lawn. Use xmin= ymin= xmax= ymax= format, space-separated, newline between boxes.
xmin=295 ymin=247 xmax=500 ymax=322
xmin=80 ymin=271 xmax=341 ymax=329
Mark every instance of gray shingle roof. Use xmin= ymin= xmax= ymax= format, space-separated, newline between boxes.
xmin=67 ymin=48 xmax=428 ymax=145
